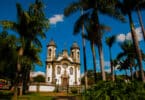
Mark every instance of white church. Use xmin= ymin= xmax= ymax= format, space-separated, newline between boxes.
xmin=45 ymin=40 xmax=81 ymax=87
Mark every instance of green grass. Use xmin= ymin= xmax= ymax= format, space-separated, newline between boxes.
xmin=0 ymin=91 xmax=84 ymax=100
xmin=18 ymin=93 xmax=53 ymax=100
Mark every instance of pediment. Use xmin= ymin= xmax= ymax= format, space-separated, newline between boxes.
xmin=57 ymin=56 xmax=73 ymax=63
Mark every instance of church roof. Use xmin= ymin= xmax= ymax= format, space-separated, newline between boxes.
xmin=71 ymin=42 xmax=80 ymax=50
xmin=47 ymin=40 xmax=56 ymax=47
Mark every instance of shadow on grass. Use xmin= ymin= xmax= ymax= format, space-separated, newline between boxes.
xmin=0 ymin=90 xmax=13 ymax=99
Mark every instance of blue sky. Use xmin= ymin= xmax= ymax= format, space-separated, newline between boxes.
xmin=0 ymin=0 xmax=145 ymax=75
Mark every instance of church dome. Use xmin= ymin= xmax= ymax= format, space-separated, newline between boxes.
xmin=47 ymin=40 xmax=56 ymax=47
xmin=71 ymin=42 xmax=80 ymax=50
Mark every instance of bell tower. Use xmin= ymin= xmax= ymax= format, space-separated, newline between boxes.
xmin=71 ymin=42 xmax=80 ymax=63
xmin=47 ymin=40 xmax=56 ymax=61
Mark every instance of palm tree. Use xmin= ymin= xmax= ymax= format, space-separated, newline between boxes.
xmin=0 ymin=31 xmax=18 ymax=81
xmin=21 ymin=0 xmax=49 ymax=94
xmin=22 ymin=44 xmax=42 ymax=94
xmin=84 ymin=15 xmax=111 ymax=82
xmin=1 ymin=3 xmax=31 ymax=97
xmin=117 ymin=41 xmax=145 ymax=80
xmin=135 ymin=0 xmax=145 ymax=41
xmin=117 ymin=0 xmax=145 ymax=82
xmin=106 ymin=35 xmax=116 ymax=81
xmin=64 ymin=1 xmax=89 ymax=90
xmin=84 ymin=19 xmax=98 ymax=83
xmin=64 ymin=0 xmax=125 ymax=81
xmin=0 ymin=0 xmax=49 ymax=97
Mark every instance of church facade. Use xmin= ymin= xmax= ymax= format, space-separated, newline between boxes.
xmin=45 ymin=40 xmax=81 ymax=86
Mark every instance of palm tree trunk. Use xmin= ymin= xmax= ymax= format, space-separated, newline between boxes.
xmin=128 ymin=12 xmax=145 ymax=82
xmin=82 ymin=29 xmax=88 ymax=91
xmin=130 ymin=65 xmax=133 ymax=81
xmin=22 ymin=66 xmax=30 ymax=94
xmin=91 ymin=42 xmax=97 ymax=83
xmin=137 ymin=7 xmax=145 ymax=41
xmin=13 ymin=47 xmax=24 ymax=99
xmin=98 ymin=39 xmax=106 ymax=81
xmin=135 ymin=66 xmax=139 ymax=79
xmin=13 ymin=74 xmax=18 ymax=100
xmin=95 ymin=9 xmax=106 ymax=81
xmin=81 ymin=8 xmax=88 ymax=91
xmin=125 ymin=69 xmax=128 ymax=80
xmin=109 ymin=47 xmax=115 ymax=81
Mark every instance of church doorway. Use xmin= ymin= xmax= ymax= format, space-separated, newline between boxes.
xmin=62 ymin=77 xmax=68 ymax=87
xmin=61 ymin=77 xmax=69 ymax=92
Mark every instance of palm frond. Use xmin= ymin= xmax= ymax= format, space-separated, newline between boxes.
xmin=33 ymin=38 xmax=42 ymax=48
xmin=64 ymin=2 xmax=81 ymax=16
xmin=100 ymin=4 xmax=126 ymax=22
xmin=100 ymin=24 xmax=111 ymax=32
xmin=0 ymin=20 xmax=18 ymax=32
xmin=105 ymin=35 xmax=116 ymax=47
xmin=16 ymin=3 xmax=24 ymax=22
xmin=73 ymin=12 xmax=89 ymax=34
xmin=117 ymin=52 xmax=126 ymax=60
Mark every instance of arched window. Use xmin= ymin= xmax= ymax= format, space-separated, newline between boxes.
xmin=49 ymin=49 xmax=51 ymax=56
xmin=77 ymin=51 xmax=80 ymax=59
xmin=72 ymin=51 xmax=74 ymax=58
xmin=48 ymin=65 xmax=50 ymax=68
xmin=70 ymin=67 xmax=73 ymax=75
xmin=57 ymin=66 xmax=61 ymax=74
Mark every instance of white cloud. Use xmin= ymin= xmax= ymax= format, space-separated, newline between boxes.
xmin=126 ymin=27 xmax=143 ymax=41
xmin=96 ymin=60 xmax=110 ymax=67
xmin=30 ymin=71 xmax=45 ymax=77
xmin=104 ymin=61 xmax=110 ymax=67
xmin=49 ymin=14 xmax=64 ymax=25
xmin=117 ymin=34 xmax=126 ymax=42
xmin=117 ymin=27 xmax=143 ymax=42
xmin=104 ymin=62 xmax=111 ymax=73
xmin=105 ymin=68 xmax=111 ymax=73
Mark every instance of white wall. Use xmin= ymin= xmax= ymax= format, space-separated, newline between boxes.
xmin=29 ymin=85 xmax=55 ymax=92
xmin=77 ymin=67 xmax=81 ymax=85
xmin=39 ymin=86 xmax=55 ymax=92
xmin=46 ymin=65 xmax=52 ymax=83
xmin=29 ymin=85 xmax=37 ymax=92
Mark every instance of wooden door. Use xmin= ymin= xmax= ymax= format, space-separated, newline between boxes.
xmin=62 ymin=78 xmax=68 ymax=86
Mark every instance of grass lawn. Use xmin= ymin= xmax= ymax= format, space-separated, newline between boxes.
xmin=0 ymin=91 xmax=85 ymax=100
xmin=18 ymin=93 xmax=53 ymax=100
xmin=18 ymin=92 xmax=84 ymax=100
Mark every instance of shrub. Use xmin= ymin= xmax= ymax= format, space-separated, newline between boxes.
xmin=85 ymin=81 xmax=145 ymax=100
xmin=71 ymin=87 xmax=78 ymax=94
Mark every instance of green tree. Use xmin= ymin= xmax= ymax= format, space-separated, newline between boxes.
xmin=33 ymin=75 xmax=45 ymax=82
xmin=22 ymin=45 xmax=42 ymax=94
xmin=135 ymin=0 xmax=145 ymax=41
xmin=64 ymin=2 xmax=88 ymax=91
xmin=64 ymin=0 xmax=125 ymax=82
xmin=0 ymin=3 xmax=31 ymax=97
xmin=0 ymin=31 xmax=18 ymax=82
xmin=0 ymin=0 xmax=49 ymax=97
xmin=86 ymin=81 xmax=145 ymax=99
xmin=106 ymin=35 xmax=116 ymax=81
xmin=83 ymin=17 xmax=111 ymax=83
xmin=117 ymin=41 xmax=136 ymax=80
xmin=117 ymin=41 xmax=145 ymax=80
xmin=117 ymin=0 xmax=145 ymax=82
